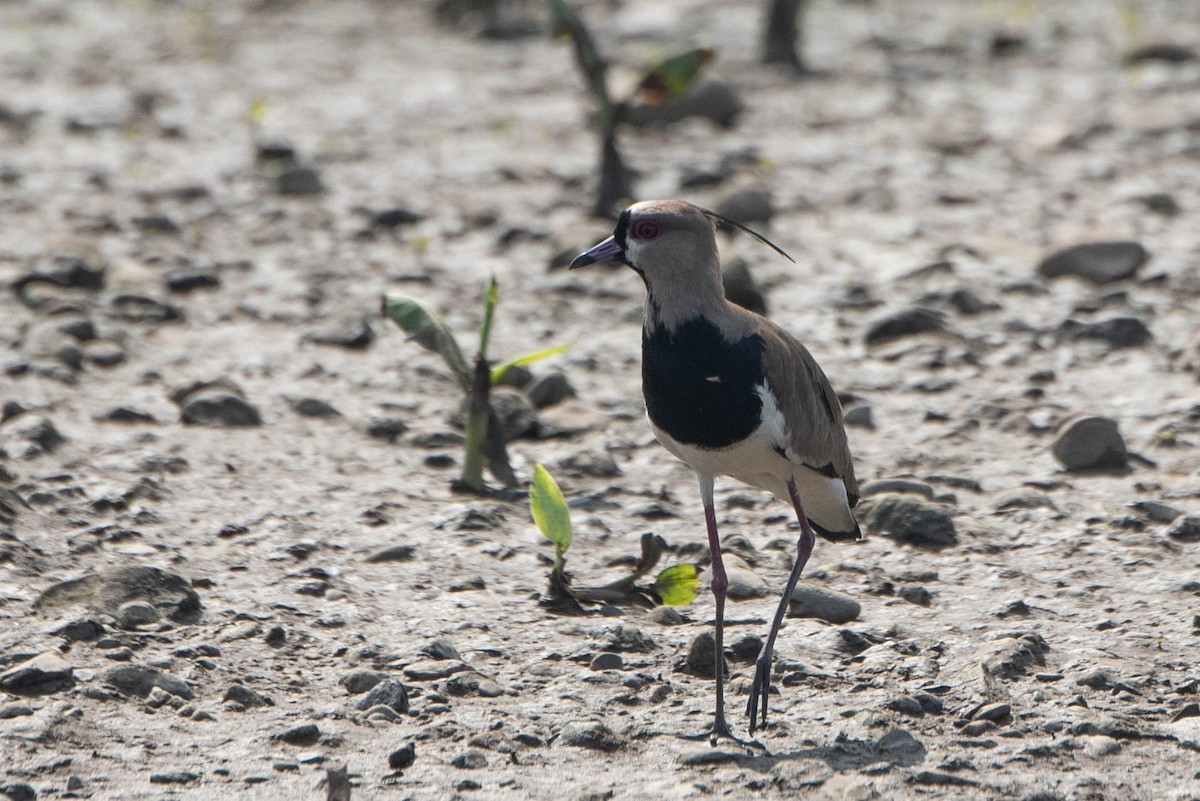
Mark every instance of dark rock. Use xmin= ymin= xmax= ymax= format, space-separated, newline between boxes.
xmin=682 ymin=630 xmax=724 ymax=678
xmin=898 ymin=586 xmax=932 ymax=606
xmin=95 ymin=407 xmax=156 ymax=423
xmin=558 ymin=449 xmax=620 ymax=478
xmin=526 ymin=372 xmax=576 ymax=409
xmin=291 ymin=398 xmax=341 ymax=418
xmin=450 ymin=749 xmax=488 ymax=769
xmin=367 ymin=416 xmax=408 ymax=442
xmin=265 ymin=626 xmax=286 ymax=647
xmin=715 ymin=187 xmax=773 ymax=228
xmin=371 ymin=207 xmax=423 ymax=229
xmin=1059 ymin=316 xmax=1152 ymax=348
xmin=979 ymin=633 xmax=1049 ymax=679
xmin=1038 ymin=242 xmax=1147 ymax=284
xmin=35 ymin=565 xmax=201 ymax=622
xmin=52 ymin=618 xmax=105 ymax=641
xmin=1124 ymin=44 xmax=1196 ymax=65
xmin=421 ymin=639 xmax=462 ymax=660
xmin=866 ymin=496 xmax=958 ymax=548
xmin=149 ymin=772 xmax=199 ymax=785
xmin=116 ymin=600 xmax=161 ymax=629
xmin=0 ymin=414 xmax=65 ymax=457
xmin=272 ymin=723 xmax=320 ymax=745
xmin=132 ymin=214 xmax=179 ymax=235
xmin=0 ymin=705 xmax=34 ymax=719
xmin=256 ymin=140 xmax=296 ymax=161
xmin=102 ymin=664 xmax=193 ymax=699
xmin=590 ymin=652 xmax=623 ymax=671
xmin=1164 ymin=515 xmax=1200 ymax=543
xmin=603 ymin=625 xmax=657 ymax=653
xmin=789 ymin=586 xmax=861 ymax=623
xmin=865 ymin=308 xmax=945 ymax=346
xmin=276 ymin=164 xmax=324 ymax=195
xmin=305 ymin=318 xmax=375 ymax=350
xmin=490 ymin=387 xmax=540 ymax=440
xmin=223 ymin=683 xmax=273 ymax=707
xmin=1135 ymin=193 xmax=1180 ymax=217
xmin=886 ymin=696 xmax=925 ymax=717
xmin=1052 ymin=415 xmax=1128 ymax=472
xmin=559 ymin=721 xmax=626 ymax=752
xmin=843 ymin=404 xmax=875 ymax=429
xmin=388 ymin=743 xmax=416 ymax=770
xmin=355 ymin=679 xmax=409 ymax=713
xmin=341 ymin=671 xmax=387 ymax=694
xmin=722 ymin=258 xmax=767 ymax=316
xmin=0 ymin=652 xmax=74 ymax=696
xmin=164 ymin=266 xmax=219 ymax=293
xmin=366 ymin=544 xmax=416 ymax=563
xmin=729 ymin=634 xmax=763 ymax=663
xmin=181 ymin=391 xmax=262 ymax=426
xmin=110 ymin=293 xmax=183 ymax=323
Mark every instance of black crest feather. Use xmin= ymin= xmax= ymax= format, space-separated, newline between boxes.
xmin=702 ymin=209 xmax=795 ymax=264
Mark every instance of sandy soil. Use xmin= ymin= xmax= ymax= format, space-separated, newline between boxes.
xmin=2 ymin=1 xmax=1200 ymax=799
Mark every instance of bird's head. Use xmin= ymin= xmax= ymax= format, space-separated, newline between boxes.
xmin=570 ymin=199 xmax=792 ymax=288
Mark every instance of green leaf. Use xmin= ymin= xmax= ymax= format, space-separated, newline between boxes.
xmin=654 ymin=563 xmax=700 ymax=606
xmin=382 ymin=292 xmax=471 ymax=391
xmin=491 ymin=343 xmax=573 ymax=385
xmin=530 ymin=463 xmax=572 ymax=557
xmin=637 ymin=48 xmax=715 ymax=106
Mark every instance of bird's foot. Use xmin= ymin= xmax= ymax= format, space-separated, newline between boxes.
xmin=746 ymin=653 xmax=773 ymax=734
xmin=679 ymin=717 xmax=763 ymax=750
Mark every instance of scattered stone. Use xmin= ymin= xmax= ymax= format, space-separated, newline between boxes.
xmin=367 ymin=417 xmax=408 ymax=442
xmin=180 ymin=391 xmax=262 ymax=426
xmin=1134 ymin=192 xmax=1180 ymax=217
xmin=886 ymin=696 xmax=926 ymax=717
xmin=1052 ymin=416 xmax=1128 ymax=472
xmin=789 ymin=586 xmax=861 ymax=624
xmin=306 ymin=318 xmax=375 ymax=350
xmin=843 ymin=405 xmax=875 ymax=429
xmin=973 ymin=702 xmax=1011 ymax=722
xmin=164 ymin=266 xmax=219 ymax=293
xmin=451 ymin=749 xmax=488 ymax=769
xmin=866 ymin=496 xmax=958 ymax=548
xmin=222 ymin=683 xmax=273 ymax=707
xmin=909 ymin=770 xmax=978 ymax=787
xmin=559 ymin=721 xmax=626 ymax=752
xmin=272 ymin=723 xmax=321 ymax=745
xmin=1082 ymin=735 xmax=1121 ymax=757
xmin=865 ymin=308 xmax=945 ymax=346
xmin=590 ymin=652 xmax=623 ymax=671
xmin=0 ymin=783 xmax=36 ymax=801
xmin=1124 ymin=44 xmax=1196 ymax=65
xmin=95 ymin=406 xmax=156 ymax=423
xmin=1171 ymin=703 xmax=1200 ymax=723
xmin=276 ymin=164 xmax=324 ymax=195
xmin=0 ymin=414 xmax=65 ymax=458
xmin=526 ymin=372 xmax=576 ymax=409
xmin=0 ymin=704 xmax=34 ymax=719
xmin=1129 ymin=500 xmax=1181 ymax=523
xmin=149 ymin=772 xmax=199 ymax=785
xmin=102 ymin=664 xmax=193 ymax=700
xmin=421 ymin=640 xmax=462 ymax=661
xmin=366 ymin=544 xmax=416 ymax=563
xmin=898 ymin=586 xmax=932 ymax=606
xmin=341 ymin=671 xmax=387 ymax=694
xmin=388 ymin=743 xmax=416 ymax=770
xmin=558 ymin=449 xmax=620 ymax=478
xmin=0 ymin=652 xmax=74 ymax=695
xmin=860 ymin=479 xmax=936 ymax=500
xmin=1059 ymin=317 xmax=1152 ymax=348
xmin=355 ymin=679 xmax=409 ymax=713
xmin=979 ymin=633 xmax=1049 ymax=679
xmin=490 ymin=387 xmax=541 ymax=441
xmin=292 ymin=398 xmax=342 ymax=418
xmin=682 ymin=630 xmax=724 ymax=679
xmin=722 ymin=258 xmax=767 ymax=316
xmin=116 ymin=600 xmax=161 ymax=629
xmin=371 ymin=207 xmax=423 ymax=229
xmin=110 ymin=293 xmax=183 ymax=323
xmin=603 ymin=625 xmax=656 ymax=653
xmin=35 ymin=565 xmax=201 ymax=622
xmin=1164 ymin=516 xmax=1200 ymax=543
xmin=715 ymin=187 xmax=773 ymax=227
xmin=1038 ymin=242 xmax=1147 ymax=284
xmin=1076 ymin=669 xmax=1115 ymax=689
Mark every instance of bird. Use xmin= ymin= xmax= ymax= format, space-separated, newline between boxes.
xmin=570 ymin=199 xmax=860 ymax=743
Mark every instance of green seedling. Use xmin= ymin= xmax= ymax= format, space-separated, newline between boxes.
xmin=383 ymin=280 xmax=570 ymax=494
xmin=529 ymin=462 xmax=701 ymax=610
xmin=549 ymin=0 xmax=715 ymax=215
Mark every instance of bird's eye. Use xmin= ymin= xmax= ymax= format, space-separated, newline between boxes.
xmin=632 ymin=220 xmax=661 ymax=240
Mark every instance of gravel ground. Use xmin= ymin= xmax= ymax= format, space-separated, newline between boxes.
xmin=2 ymin=1 xmax=1200 ymax=799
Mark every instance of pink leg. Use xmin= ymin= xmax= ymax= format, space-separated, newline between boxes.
xmin=746 ymin=477 xmax=817 ymax=733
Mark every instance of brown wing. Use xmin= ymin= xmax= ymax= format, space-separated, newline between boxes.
xmin=756 ymin=318 xmax=859 ymax=508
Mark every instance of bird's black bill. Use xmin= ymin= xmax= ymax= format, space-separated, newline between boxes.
xmin=569 ymin=234 xmax=624 ymax=269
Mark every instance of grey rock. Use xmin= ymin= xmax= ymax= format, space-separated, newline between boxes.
xmin=860 ymin=479 xmax=936 ymax=500
xmin=843 ymin=404 xmax=875 ymax=429
xmin=789 ymin=586 xmax=861 ymax=623
xmin=0 ymin=652 xmax=74 ymax=696
xmin=979 ymin=633 xmax=1049 ymax=679
xmin=886 ymin=696 xmax=925 ymax=717
xmin=1059 ymin=316 xmax=1152 ymax=348
xmin=589 ymin=652 xmax=623 ymax=671
xmin=291 ymin=398 xmax=342 ymax=418
xmin=116 ymin=600 xmax=161 ymax=629
xmin=403 ymin=659 xmax=466 ymax=680
xmin=272 ymin=723 xmax=320 ymax=745
xmin=0 ymin=704 xmax=34 ymax=719
xmin=1076 ymin=669 xmax=1115 ymax=689
xmin=898 ymin=585 xmax=932 ymax=606
xmin=305 ymin=318 xmax=375 ymax=350
xmin=1082 ymin=735 xmax=1121 ymax=757
xmin=682 ymin=630 xmax=724 ymax=678
xmin=110 ymin=293 xmax=183 ymax=323
xmin=729 ymin=634 xmax=763 ymax=663
xmin=371 ymin=207 xmax=423 ymax=229
xmin=557 ymin=449 xmax=620 ymax=478
xmin=866 ymin=496 xmax=958 ymax=548
xmin=341 ymin=670 xmax=386 ymax=694
xmin=95 ymin=406 xmax=155 ymax=423
xmin=1038 ymin=241 xmax=1148 ymax=284
xmin=722 ymin=258 xmax=767 ymax=316
xmin=366 ymin=417 xmax=408 ymax=442
xmin=149 ymin=772 xmax=199 ymax=785
xmin=0 ymin=414 xmax=65 ymax=458
xmin=276 ymin=164 xmax=324 ymax=195
xmin=164 ymin=266 xmax=219 ymax=293
xmin=222 ymin=683 xmax=273 ymax=707
xmin=1129 ymin=500 xmax=1182 ymax=523
xmin=355 ymin=679 xmax=409 ymax=713
xmin=35 ymin=565 xmax=201 ymax=622
xmin=0 ymin=783 xmax=36 ymax=801
xmin=181 ymin=392 xmax=262 ymax=427
xmin=1052 ymin=415 xmax=1128 ymax=471
xmin=715 ymin=187 xmax=773 ymax=227
xmin=421 ymin=639 xmax=462 ymax=660
xmin=450 ymin=749 xmax=488 ymax=769
xmin=559 ymin=721 xmax=626 ymax=752
xmin=365 ymin=544 xmax=416 ymax=563
xmin=103 ymin=664 xmax=193 ymax=700
xmin=1164 ymin=515 xmax=1200 ymax=543
xmin=973 ymin=702 xmax=1012 ymax=722
xmin=526 ymin=372 xmax=575 ymax=409
xmin=603 ymin=625 xmax=656 ymax=653
xmin=490 ymin=387 xmax=541 ymax=441
xmin=865 ymin=308 xmax=945 ymax=346
xmin=388 ymin=743 xmax=416 ymax=770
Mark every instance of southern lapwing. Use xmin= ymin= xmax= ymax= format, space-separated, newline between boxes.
xmin=570 ymin=199 xmax=860 ymax=742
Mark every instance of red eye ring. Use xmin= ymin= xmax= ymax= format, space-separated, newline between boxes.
xmin=632 ymin=219 xmax=661 ymax=240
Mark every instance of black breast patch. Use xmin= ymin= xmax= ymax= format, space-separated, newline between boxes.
xmin=642 ymin=318 xmax=766 ymax=449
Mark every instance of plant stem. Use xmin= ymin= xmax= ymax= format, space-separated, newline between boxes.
xmin=460 ymin=355 xmax=491 ymax=493
xmin=478 ymin=277 xmax=499 ymax=362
